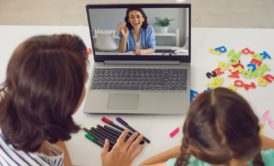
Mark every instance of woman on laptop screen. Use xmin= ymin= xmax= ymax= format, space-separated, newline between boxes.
xmin=118 ymin=7 xmax=156 ymax=55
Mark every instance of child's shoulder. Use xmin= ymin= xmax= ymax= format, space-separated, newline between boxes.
xmin=166 ymin=151 xmax=274 ymax=166
xmin=261 ymin=149 xmax=274 ymax=165
xmin=188 ymin=156 xmax=211 ymax=166
xmin=166 ymin=156 xmax=210 ymax=166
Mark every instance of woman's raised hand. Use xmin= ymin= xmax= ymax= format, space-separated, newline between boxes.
xmin=118 ymin=22 xmax=129 ymax=38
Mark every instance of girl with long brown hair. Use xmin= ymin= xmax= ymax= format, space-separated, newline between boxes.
xmin=140 ymin=87 xmax=274 ymax=166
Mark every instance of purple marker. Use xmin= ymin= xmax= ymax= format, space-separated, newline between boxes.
xmin=116 ymin=117 xmax=150 ymax=143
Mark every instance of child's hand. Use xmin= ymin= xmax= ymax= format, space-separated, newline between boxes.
xmin=101 ymin=130 xmax=145 ymax=166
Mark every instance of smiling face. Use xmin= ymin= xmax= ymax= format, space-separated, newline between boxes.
xmin=128 ymin=10 xmax=145 ymax=30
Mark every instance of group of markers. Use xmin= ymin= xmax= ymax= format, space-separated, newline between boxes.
xmin=82 ymin=117 xmax=150 ymax=149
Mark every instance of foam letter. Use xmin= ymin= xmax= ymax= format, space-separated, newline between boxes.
xmin=252 ymin=53 xmax=264 ymax=61
xmin=250 ymin=59 xmax=262 ymax=67
xmin=227 ymin=49 xmax=241 ymax=58
xmin=247 ymin=63 xmax=256 ymax=72
xmin=241 ymin=48 xmax=254 ymax=55
xmin=206 ymin=71 xmax=217 ymax=78
xmin=229 ymin=56 xmax=240 ymax=65
xmin=258 ymin=76 xmax=268 ymax=87
xmin=213 ymin=68 xmax=224 ymax=75
xmin=207 ymin=77 xmax=224 ymax=89
xmin=215 ymin=46 xmax=227 ymax=53
xmin=190 ymin=89 xmax=198 ymax=103
xmin=217 ymin=62 xmax=230 ymax=70
xmin=228 ymin=72 xmax=240 ymax=79
xmin=243 ymin=82 xmax=256 ymax=90
xmin=209 ymin=48 xmax=221 ymax=55
xmin=234 ymin=80 xmax=243 ymax=87
xmin=232 ymin=62 xmax=244 ymax=69
xmin=263 ymin=74 xmax=274 ymax=83
xmin=260 ymin=51 xmax=271 ymax=60
xmin=242 ymin=69 xmax=253 ymax=79
xmin=227 ymin=85 xmax=238 ymax=91
xmin=258 ymin=64 xmax=271 ymax=76
xmin=231 ymin=66 xmax=244 ymax=73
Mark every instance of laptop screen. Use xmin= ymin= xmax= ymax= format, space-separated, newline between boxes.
xmin=86 ymin=4 xmax=191 ymax=62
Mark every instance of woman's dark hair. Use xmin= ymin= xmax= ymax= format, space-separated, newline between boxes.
xmin=175 ymin=87 xmax=264 ymax=166
xmin=124 ymin=7 xmax=148 ymax=30
xmin=0 ymin=34 xmax=88 ymax=152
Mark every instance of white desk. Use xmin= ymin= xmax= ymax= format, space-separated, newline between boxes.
xmin=1 ymin=26 xmax=274 ymax=166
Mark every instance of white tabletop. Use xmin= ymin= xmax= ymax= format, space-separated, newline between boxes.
xmin=0 ymin=26 xmax=274 ymax=166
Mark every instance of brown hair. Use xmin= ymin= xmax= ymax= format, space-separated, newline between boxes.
xmin=125 ymin=7 xmax=148 ymax=30
xmin=0 ymin=34 xmax=88 ymax=152
xmin=175 ymin=87 xmax=264 ymax=166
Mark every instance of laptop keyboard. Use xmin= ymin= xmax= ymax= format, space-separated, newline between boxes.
xmin=91 ymin=68 xmax=187 ymax=90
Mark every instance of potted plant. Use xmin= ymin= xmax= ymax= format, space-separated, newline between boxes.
xmin=154 ymin=17 xmax=174 ymax=33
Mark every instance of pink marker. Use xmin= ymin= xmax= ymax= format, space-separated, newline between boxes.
xmin=169 ymin=127 xmax=179 ymax=138
xmin=262 ymin=111 xmax=274 ymax=130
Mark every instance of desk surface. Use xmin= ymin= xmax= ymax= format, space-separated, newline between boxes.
xmin=1 ymin=26 xmax=274 ymax=166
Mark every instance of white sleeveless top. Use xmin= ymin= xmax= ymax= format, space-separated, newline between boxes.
xmin=0 ymin=130 xmax=64 ymax=166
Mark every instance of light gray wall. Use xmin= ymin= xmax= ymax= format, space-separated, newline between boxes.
xmin=1 ymin=0 xmax=274 ymax=29
xmin=88 ymin=8 xmax=188 ymax=47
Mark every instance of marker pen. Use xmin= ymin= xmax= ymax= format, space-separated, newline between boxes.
xmin=116 ymin=117 xmax=151 ymax=143
xmin=92 ymin=127 xmax=116 ymax=144
xmin=102 ymin=118 xmax=134 ymax=136
xmin=95 ymin=127 xmax=117 ymax=144
xmin=169 ymin=127 xmax=179 ymax=138
xmin=89 ymin=127 xmax=115 ymax=149
xmin=85 ymin=134 xmax=103 ymax=147
xmin=104 ymin=125 xmax=122 ymax=135
xmin=97 ymin=125 xmax=120 ymax=138
xmin=83 ymin=127 xmax=103 ymax=140
xmin=98 ymin=125 xmax=145 ymax=145
xmin=116 ymin=117 xmax=137 ymax=132
xmin=88 ymin=127 xmax=105 ymax=142
xmin=101 ymin=117 xmax=125 ymax=131
xmin=103 ymin=125 xmax=135 ymax=137
xmin=82 ymin=128 xmax=104 ymax=147
xmin=103 ymin=125 xmax=145 ymax=144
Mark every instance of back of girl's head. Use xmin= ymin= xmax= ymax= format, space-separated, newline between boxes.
xmin=175 ymin=87 xmax=264 ymax=166
xmin=0 ymin=34 xmax=88 ymax=152
xmin=125 ymin=7 xmax=148 ymax=30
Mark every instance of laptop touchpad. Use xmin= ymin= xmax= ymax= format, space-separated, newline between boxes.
xmin=107 ymin=93 xmax=139 ymax=110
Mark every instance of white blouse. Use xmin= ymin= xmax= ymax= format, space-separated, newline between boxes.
xmin=0 ymin=130 xmax=64 ymax=166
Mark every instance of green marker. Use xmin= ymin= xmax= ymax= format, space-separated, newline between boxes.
xmin=85 ymin=133 xmax=103 ymax=147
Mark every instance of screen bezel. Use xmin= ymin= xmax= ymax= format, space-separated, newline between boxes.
xmin=86 ymin=3 xmax=191 ymax=62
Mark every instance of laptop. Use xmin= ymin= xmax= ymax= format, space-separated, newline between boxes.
xmin=84 ymin=3 xmax=191 ymax=114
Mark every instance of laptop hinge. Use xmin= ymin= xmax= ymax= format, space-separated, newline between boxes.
xmin=104 ymin=60 xmax=181 ymax=65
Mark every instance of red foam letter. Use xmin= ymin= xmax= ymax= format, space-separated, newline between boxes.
xmin=213 ymin=68 xmax=224 ymax=75
xmin=243 ymin=82 xmax=256 ymax=90
xmin=228 ymin=72 xmax=240 ymax=79
xmin=250 ymin=59 xmax=262 ymax=66
xmin=263 ymin=74 xmax=274 ymax=83
xmin=242 ymin=48 xmax=254 ymax=55
xmin=234 ymin=80 xmax=243 ymax=87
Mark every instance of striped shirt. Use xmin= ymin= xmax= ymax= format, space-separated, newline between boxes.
xmin=0 ymin=130 xmax=64 ymax=166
